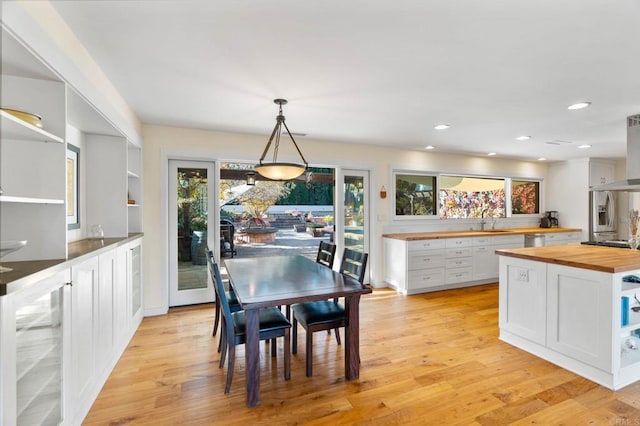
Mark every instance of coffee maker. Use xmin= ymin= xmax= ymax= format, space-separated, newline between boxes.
xmin=541 ymin=211 xmax=559 ymax=228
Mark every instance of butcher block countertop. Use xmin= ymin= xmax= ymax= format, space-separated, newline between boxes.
xmin=496 ymin=244 xmax=640 ymax=274
xmin=382 ymin=227 xmax=581 ymax=241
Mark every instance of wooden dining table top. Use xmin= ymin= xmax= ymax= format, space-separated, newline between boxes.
xmin=224 ymin=254 xmax=371 ymax=309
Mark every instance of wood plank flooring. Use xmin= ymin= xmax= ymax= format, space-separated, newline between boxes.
xmin=84 ymin=284 xmax=640 ymax=425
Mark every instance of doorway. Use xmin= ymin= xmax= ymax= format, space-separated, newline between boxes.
xmin=342 ymin=169 xmax=370 ymax=281
xmin=168 ymin=160 xmax=216 ymax=306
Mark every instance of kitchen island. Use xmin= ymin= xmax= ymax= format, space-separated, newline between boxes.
xmin=496 ymin=244 xmax=640 ymax=390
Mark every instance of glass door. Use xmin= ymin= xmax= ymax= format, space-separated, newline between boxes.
xmin=342 ymin=170 xmax=369 ymax=282
xmin=168 ymin=160 xmax=216 ymax=306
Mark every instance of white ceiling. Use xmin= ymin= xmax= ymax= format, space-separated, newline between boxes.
xmin=50 ymin=0 xmax=640 ymax=162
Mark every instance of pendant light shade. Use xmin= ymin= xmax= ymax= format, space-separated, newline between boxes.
xmin=255 ymin=99 xmax=308 ymax=181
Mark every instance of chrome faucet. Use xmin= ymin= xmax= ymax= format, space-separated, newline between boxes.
xmin=480 ymin=208 xmax=489 ymax=231
xmin=491 ymin=218 xmax=498 ymax=230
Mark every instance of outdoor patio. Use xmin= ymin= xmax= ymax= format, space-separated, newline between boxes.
xmin=178 ymin=228 xmax=331 ymax=291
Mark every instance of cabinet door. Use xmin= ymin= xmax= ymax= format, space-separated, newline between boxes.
xmin=473 ymin=245 xmax=498 ymax=280
xmin=96 ymin=251 xmax=116 ymax=372
xmin=67 ymin=257 xmax=99 ymax=413
xmin=589 ymin=161 xmax=615 ymax=187
xmin=499 ymin=257 xmax=547 ymax=345
xmin=546 ymin=264 xmax=612 ymax=372
xmin=128 ymin=239 xmax=143 ymax=322
xmin=1 ymin=269 xmax=69 ymax=426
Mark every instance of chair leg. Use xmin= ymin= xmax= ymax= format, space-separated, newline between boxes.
xmin=212 ymin=298 xmax=220 ymax=336
xmin=284 ymin=329 xmax=291 ymax=380
xmin=286 ymin=304 xmax=291 ymax=320
xmin=305 ymin=328 xmax=313 ymax=377
xmin=219 ymin=330 xmax=227 ymax=368
xmin=217 ymin=316 xmax=225 ymax=353
xmin=271 ymin=338 xmax=277 ymax=357
xmin=292 ymin=317 xmax=298 ymax=354
xmin=334 ymin=328 xmax=341 ymax=345
xmin=225 ymin=344 xmax=235 ymax=394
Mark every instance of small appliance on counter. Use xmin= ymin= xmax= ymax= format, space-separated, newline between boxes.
xmin=540 ymin=211 xmax=559 ymax=228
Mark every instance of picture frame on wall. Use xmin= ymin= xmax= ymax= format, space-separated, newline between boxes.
xmin=66 ymin=144 xmax=80 ymax=230
xmin=393 ymin=170 xmax=438 ymax=219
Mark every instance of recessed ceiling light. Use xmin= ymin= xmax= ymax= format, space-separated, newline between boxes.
xmin=487 ymin=152 xmax=497 ymax=156
xmin=516 ymin=136 xmax=531 ymax=141
xmin=425 ymin=145 xmax=435 ymax=150
xmin=578 ymin=144 xmax=592 ymax=149
xmin=434 ymin=124 xmax=450 ymax=130
xmin=568 ymin=102 xmax=591 ymax=110
xmin=537 ymin=157 xmax=546 ymax=161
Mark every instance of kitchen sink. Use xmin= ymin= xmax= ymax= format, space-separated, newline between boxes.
xmin=483 ymin=229 xmax=510 ymax=232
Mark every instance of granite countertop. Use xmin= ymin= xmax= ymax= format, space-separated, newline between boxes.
xmin=382 ymin=227 xmax=581 ymax=241
xmin=0 ymin=233 xmax=143 ymax=296
xmin=496 ymin=244 xmax=640 ymax=274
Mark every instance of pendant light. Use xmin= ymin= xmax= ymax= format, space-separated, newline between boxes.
xmin=255 ymin=99 xmax=308 ymax=180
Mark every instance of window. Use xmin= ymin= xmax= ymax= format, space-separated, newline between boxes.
xmin=393 ymin=172 xmax=437 ymax=218
xmin=511 ymin=180 xmax=540 ymax=214
xmin=439 ymin=175 xmax=506 ymax=219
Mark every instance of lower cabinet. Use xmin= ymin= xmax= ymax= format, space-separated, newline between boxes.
xmin=0 ymin=269 xmax=69 ymax=426
xmin=384 ymin=233 xmax=523 ymax=294
xmin=499 ymin=255 xmax=635 ymax=390
xmin=0 ymin=236 xmax=143 ymax=426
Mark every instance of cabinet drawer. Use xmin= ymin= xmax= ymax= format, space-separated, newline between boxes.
xmin=445 ymin=267 xmax=473 ymax=284
xmin=492 ymin=235 xmax=524 ymax=246
xmin=546 ymin=232 xmax=577 ymax=241
xmin=408 ymin=252 xmax=445 ymax=270
xmin=408 ymin=268 xmax=445 ymax=288
xmin=445 ymin=247 xmax=473 ymax=258
xmin=445 ymin=257 xmax=473 ymax=269
xmin=474 ymin=236 xmax=493 ymax=246
xmin=408 ymin=239 xmax=445 ymax=251
xmin=445 ymin=238 xmax=473 ymax=248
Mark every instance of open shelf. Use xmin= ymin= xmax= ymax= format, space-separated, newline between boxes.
xmin=0 ymin=195 xmax=65 ymax=204
xmin=1 ymin=110 xmax=64 ymax=144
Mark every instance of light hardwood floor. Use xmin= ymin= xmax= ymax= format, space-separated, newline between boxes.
xmin=85 ymin=284 xmax=640 ymax=425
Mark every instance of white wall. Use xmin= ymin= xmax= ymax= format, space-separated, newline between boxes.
xmin=141 ymin=124 xmax=549 ymax=314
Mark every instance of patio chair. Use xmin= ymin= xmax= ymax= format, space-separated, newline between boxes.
xmin=210 ymin=257 xmax=291 ymax=393
xmin=291 ymin=248 xmax=368 ymax=377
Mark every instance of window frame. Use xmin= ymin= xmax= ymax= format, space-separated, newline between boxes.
xmin=391 ymin=170 xmax=439 ymax=220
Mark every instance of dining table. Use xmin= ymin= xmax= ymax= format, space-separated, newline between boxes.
xmin=224 ymin=254 xmax=372 ymax=407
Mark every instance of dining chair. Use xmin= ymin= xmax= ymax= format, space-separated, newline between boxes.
xmin=291 ymin=248 xmax=368 ymax=377
xmin=284 ymin=241 xmax=337 ymax=320
xmin=207 ymin=250 xmax=241 ymax=345
xmin=210 ymin=257 xmax=292 ymax=393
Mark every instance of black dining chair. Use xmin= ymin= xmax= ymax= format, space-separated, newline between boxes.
xmin=291 ymin=248 xmax=368 ymax=377
xmin=207 ymin=250 xmax=241 ymax=348
xmin=284 ymin=241 xmax=337 ymax=320
xmin=210 ymin=258 xmax=292 ymax=393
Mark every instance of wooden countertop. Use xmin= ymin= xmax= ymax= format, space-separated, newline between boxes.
xmin=382 ymin=227 xmax=581 ymax=241
xmin=496 ymin=244 xmax=640 ymax=274
xmin=0 ymin=233 xmax=143 ymax=296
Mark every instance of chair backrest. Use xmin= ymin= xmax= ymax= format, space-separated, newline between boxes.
xmin=206 ymin=250 xmax=220 ymax=297
xmin=316 ymin=241 xmax=337 ymax=269
xmin=209 ymin=253 xmax=235 ymax=336
xmin=339 ymin=248 xmax=368 ymax=285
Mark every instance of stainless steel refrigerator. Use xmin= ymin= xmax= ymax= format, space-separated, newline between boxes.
xmin=590 ymin=190 xmax=616 ymax=241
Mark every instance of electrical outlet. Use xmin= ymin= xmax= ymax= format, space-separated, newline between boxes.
xmin=517 ymin=268 xmax=529 ymax=282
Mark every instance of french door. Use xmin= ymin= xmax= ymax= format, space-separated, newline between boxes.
xmin=342 ymin=169 xmax=370 ymax=282
xmin=168 ymin=160 xmax=216 ymax=306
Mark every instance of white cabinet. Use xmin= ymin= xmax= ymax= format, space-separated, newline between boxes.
xmin=383 ymin=233 xmax=524 ymax=294
xmin=544 ymin=231 xmax=581 ymax=246
xmin=589 ymin=160 xmax=616 ymax=188
xmin=499 ymin=255 xmax=640 ymax=390
xmin=0 ymin=237 xmax=143 ymax=426
xmin=546 ymin=264 xmax=612 ymax=372
xmin=0 ymin=269 xmax=69 ymax=426
xmin=473 ymin=235 xmax=523 ymax=281
xmin=66 ymin=257 xmax=99 ymax=418
xmin=499 ymin=257 xmax=547 ymax=345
